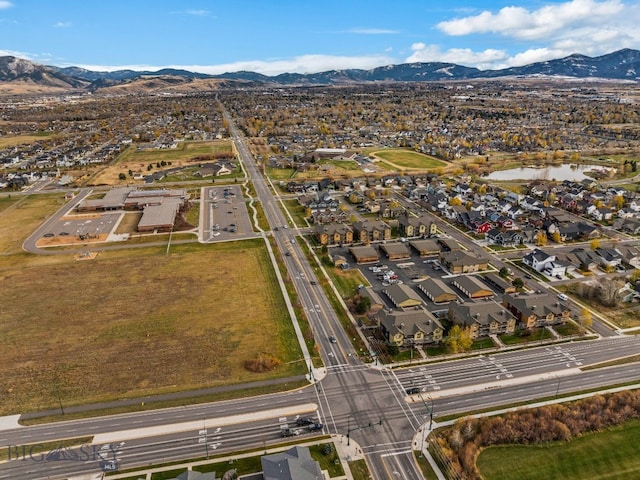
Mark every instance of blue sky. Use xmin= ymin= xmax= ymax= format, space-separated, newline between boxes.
xmin=0 ymin=0 xmax=638 ymax=75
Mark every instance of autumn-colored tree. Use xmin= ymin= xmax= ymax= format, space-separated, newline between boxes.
xmin=444 ymin=325 xmax=473 ymax=353
xmin=535 ymin=230 xmax=548 ymax=246
xmin=613 ymin=195 xmax=625 ymax=210
xmin=578 ymin=308 xmax=592 ymax=332
xmin=590 ymin=238 xmax=600 ymax=250
xmin=552 ymin=230 xmax=562 ymax=243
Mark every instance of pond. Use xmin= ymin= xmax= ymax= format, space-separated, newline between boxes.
xmin=483 ymin=164 xmax=596 ymax=182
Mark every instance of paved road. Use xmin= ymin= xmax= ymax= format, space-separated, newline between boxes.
xmin=4 ymin=104 xmax=640 ymax=479
xmin=3 ymin=336 xmax=640 ymax=479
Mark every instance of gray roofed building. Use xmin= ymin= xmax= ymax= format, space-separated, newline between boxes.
xmin=349 ymin=245 xmax=379 ymax=264
xmin=437 ymin=238 xmax=461 ymax=252
xmin=382 ymin=284 xmax=423 ymax=309
xmin=166 ymin=470 xmax=219 ymax=480
xmin=416 ymin=277 xmax=458 ymax=304
xmin=137 ymin=197 xmax=183 ymax=232
xmin=261 ymin=446 xmax=323 ymax=480
xmin=451 ymin=275 xmax=494 ymax=299
xmin=595 ymin=247 xmax=623 ymax=267
xmin=482 ymin=273 xmax=516 ymax=294
xmin=408 ymin=238 xmax=440 ymax=256
xmin=448 ymin=301 xmax=517 ymax=338
xmin=379 ymin=242 xmax=411 ymax=260
xmin=77 ymin=187 xmax=135 ymax=211
xmin=439 ymin=250 xmax=488 ymax=274
xmin=377 ymin=308 xmax=444 ymax=346
xmin=502 ymin=292 xmax=571 ymax=328
xmin=358 ymin=286 xmax=386 ymax=313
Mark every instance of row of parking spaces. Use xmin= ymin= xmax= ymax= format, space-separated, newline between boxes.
xmin=206 ymin=186 xmax=251 ymax=241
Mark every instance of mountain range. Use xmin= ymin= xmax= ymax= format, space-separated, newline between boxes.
xmin=1 ymin=48 xmax=639 ymax=94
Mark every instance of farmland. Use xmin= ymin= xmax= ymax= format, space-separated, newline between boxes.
xmin=0 ymin=240 xmax=303 ymax=415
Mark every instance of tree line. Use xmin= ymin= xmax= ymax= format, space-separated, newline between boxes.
xmin=431 ymin=389 xmax=640 ymax=479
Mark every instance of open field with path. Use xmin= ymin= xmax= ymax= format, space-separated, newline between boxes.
xmin=0 ymin=240 xmax=303 ymax=415
xmin=90 ymin=140 xmax=233 ymax=185
xmin=0 ymin=132 xmax=55 ymax=148
xmin=371 ymin=148 xmax=447 ymax=170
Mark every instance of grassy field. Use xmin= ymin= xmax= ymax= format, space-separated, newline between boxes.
xmin=265 ymin=167 xmax=296 ymax=180
xmin=349 ymin=459 xmax=371 ymax=480
xmin=0 ymin=193 xmax=69 ymax=256
xmin=0 ymin=194 xmax=20 ymax=213
xmin=0 ymin=132 xmax=54 ymax=148
xmin=477 ymin=419 xmax=640 ymax=480
xmin=372 ymin=149 xmax=447 ymax=170
xmin=281 ymin=199 xmax=309 ymax=227
xmin=91 ymin=140 xmax=233 ymax=185
xmin=0 ymin=240 xmax=304 ymax=415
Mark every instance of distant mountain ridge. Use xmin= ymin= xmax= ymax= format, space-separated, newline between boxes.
xmin=1 ymin=48 xmax=639 ymax=92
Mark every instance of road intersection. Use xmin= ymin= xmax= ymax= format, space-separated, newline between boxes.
xmin=3 ymin=105 xmax=640 ymax=480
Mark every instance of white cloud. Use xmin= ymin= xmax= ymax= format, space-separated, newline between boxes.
xmin=54 ymin=21 xmax=72 ymax=28
xmin=348 ymin=28 xmax=399 ymax=35
xmin=0 ymin=48 xmax=33 ymax=59
xmin=438 ymin=0 xmax=624 ymax=40
xmin=171 ymin=9 xmax=212 ymax=17
xmin=185 ymin=9 xmax=210 ymax=16
xmin=420 ymin=0 xmax=640 ymax=70
xmin=71 ymin=53 xmax=396 ymax=76
xmin=0 ymin=1 xmax=13 ymax=9
xmin=406 ymin=43 xmax=509 ymax=70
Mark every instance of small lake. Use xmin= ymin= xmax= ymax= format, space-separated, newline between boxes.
xmin=483 ymin=164 xmax=595 ymax=182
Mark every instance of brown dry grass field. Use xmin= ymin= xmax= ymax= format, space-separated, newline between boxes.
xmin=0 ymin=199 xmax=303 ymax=415
xmin=0 ymin=193 xmax=68 ymax=256
xmin=90 ymin=140 xmax=233 ymax=185
xmin=0 ymin=132 xmax=56 ymax=148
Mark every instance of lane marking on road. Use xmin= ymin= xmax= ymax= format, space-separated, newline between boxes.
xmin=92 ymin=403 xmax=318 ymax=444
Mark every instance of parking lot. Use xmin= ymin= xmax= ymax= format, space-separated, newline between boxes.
xmin=203 ymin=185 xmax=254 ymax=242
xmin=37 ymin=212 xmax=123 ymax=246
xmin=330 ymin=242 xmax=508 ymax=316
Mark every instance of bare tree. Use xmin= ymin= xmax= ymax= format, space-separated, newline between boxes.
xmin=598 ymin=277 xmax=624 ymax=307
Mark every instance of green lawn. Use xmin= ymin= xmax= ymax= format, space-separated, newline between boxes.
xmin=349 ymin=459 xmax=371 ymax=480
xmin=477 ymin=419 xmax=640 ymax=480
xmin=281 ymin=199 xmax=309 ymax=227
xmin=372 ymin=149 xmax=447 ymax=169
xmin=500 ymin=328 xmax=552 ymax=345
xmin=265 ymin=167 xmax=296 ymax=180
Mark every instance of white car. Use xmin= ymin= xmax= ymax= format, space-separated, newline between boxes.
xmin=557 ymin=293 xmax=568 ymax=301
